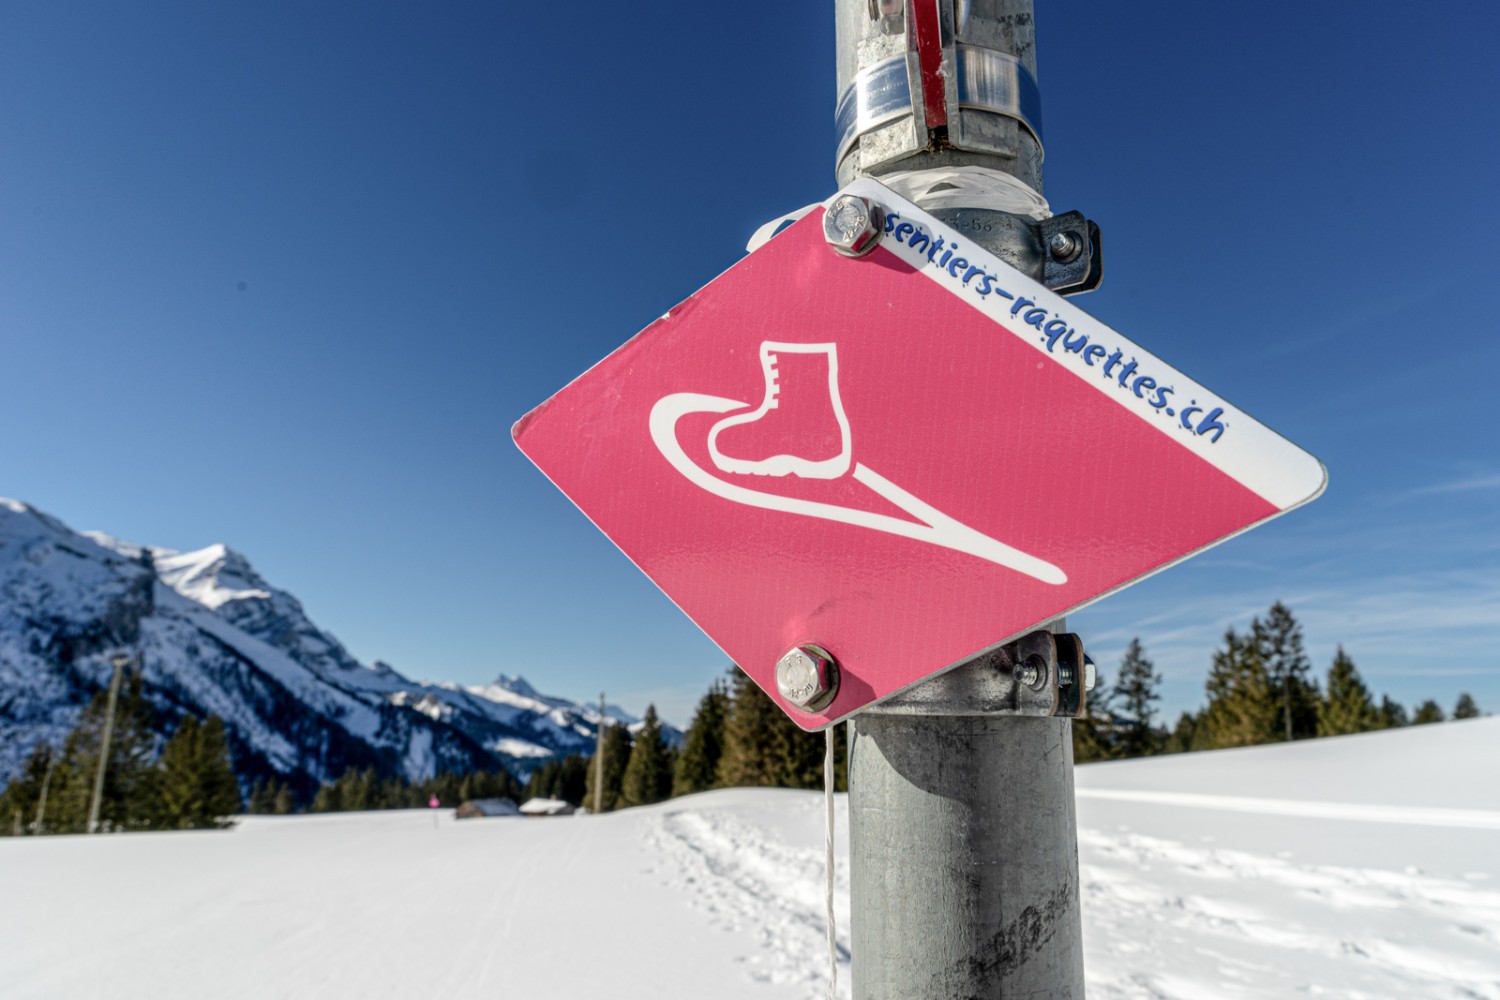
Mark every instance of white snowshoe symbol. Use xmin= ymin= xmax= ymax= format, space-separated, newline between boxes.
xmin=708 ymin=342 xmax=852 ymax=479
xmin=650 ymin=341 xmax=1066 ymax=584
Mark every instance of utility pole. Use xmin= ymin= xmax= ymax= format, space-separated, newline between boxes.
xmin=87 ymin=652 xmax=130 ymax=835
xmin=593 ymin=692 xmax=606 ymax=815
xmin=835 ymin=2 xmax=1099 ymax=996
xmin=32 ymin=749 xmax=58 ymax=834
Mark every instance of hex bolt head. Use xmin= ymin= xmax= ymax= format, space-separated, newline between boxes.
xmin=775 ymin=644 xmax=839 ymax=712
xmin=1048 ymin=230 xmax=1081 ymax=263
xmin=1083 ymin=654 xmax=1097 ymax=692
xmin=824 ymin=194 xmax=884 ymax=258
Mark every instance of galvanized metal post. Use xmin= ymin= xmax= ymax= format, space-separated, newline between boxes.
xmin=836 ymin=1 xmax=1088 ymax=995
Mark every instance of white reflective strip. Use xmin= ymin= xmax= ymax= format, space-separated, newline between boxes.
xmin=833 ymin=178 xmax=1327 ymax=512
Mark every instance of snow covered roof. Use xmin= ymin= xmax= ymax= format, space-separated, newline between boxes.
xmin=518 ymin=797 xmax=576 ymax=816
xmin=455 ymin=798 xmax=520 ymax=819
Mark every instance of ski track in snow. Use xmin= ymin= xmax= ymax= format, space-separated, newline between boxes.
xmin=646 ymin=801 xmax=853 ymax=1000
xmin=642 ymin=801 xmax=1499 ymax=1000
xmin=1079 ymin=827 xmax=1500 ymax=1000
xmin=2 ymin=792 xmax=1497 ymax=998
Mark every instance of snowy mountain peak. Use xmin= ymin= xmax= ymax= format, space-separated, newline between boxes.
xmin=5 ymin=500 xmax=122 ymax=562
xmin=152 ymin=544 xmax=272 ymax=610
xmin=492 ymin=673 xmax=542 ymax=699
xmin=0 ymin=498 xmax=681 ymax=790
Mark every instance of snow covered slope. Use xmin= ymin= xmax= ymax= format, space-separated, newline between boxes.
xmin=1 ymin=717 xmax=1494 ymax=999
xmin=0 ymin=499 xmax=672 ymax=792
xmin=1074 ymin=716 xmax=1500 ymax=997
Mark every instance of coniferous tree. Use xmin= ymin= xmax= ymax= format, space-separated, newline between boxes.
xmin=248 ymin=777 xmax=294 ymax=814
xmin=555 ymin=754 xmax=589 ymax=805
xmin=300 ymin=766 xmax=519 ymax=815
xmin=248 ymin=779 xmax=274 ymax=814
xmin=458 ymin=768 xmax=520 ymax=805
xmin=583 ymin=721 xmax=633 ymax=812
xmin=715 ymin=668 xmax=836 ymax=790
xmin=1316 ymin=647 xmax=1377 ymax=737
xmin=348 ymin=768 xmax=378 ymax=811
xmin=1199 ymin=628 xmax=1278 ymax=748
xmin=1453 ymin=693 xmax=1481 ymax=719
xmin=717 ymin=671 xmax=822 ymax=791
xmin=1375 ymin=695 xmax=1409 ymax=729
xmin=1113 ymin=639 xmax=1163 ymax=758
xmin=620 ymin=705 xmax=673 ymax=808
xmin=523 ymin=755 xmax=588 ymax=805
xmin=0 ymin=743 xmax=62 ymax=835
xmin=1411 ymin=700 xmax=1445 ymax=725
xmin=1072 ymin=664 xmax=1118 ymax=764
xmin=524 ymin=759 xmax=563 ymax=802
xmin=49 ymin=672 xmax=160 ymax=833
xmin=1162 ymin=711 xmax=1200 ymax=754
xmin=673 ymin=679 xmax=731 ymax=796
xmin=717 ymin=668 xmax=789 ymax=787
xmin=156 ymin=715 xmax=241 ymax=829
xmin=311 ymin=780 xmax=344 ymax=813
xmin=1254 ymin=603 xmax=1319 ymax=741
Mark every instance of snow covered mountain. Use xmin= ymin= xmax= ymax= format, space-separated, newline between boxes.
xmin=0 ymin=499 xmax=675 ymax=795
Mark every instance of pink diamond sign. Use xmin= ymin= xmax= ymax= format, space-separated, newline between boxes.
xmin=513 ymin=178 xmax=1326 ymax=730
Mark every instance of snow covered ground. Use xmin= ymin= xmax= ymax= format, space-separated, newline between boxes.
xmin=1074 ymin=718 xmax=1500 ymax=998
xmin=2 ymin=718 xmax=1496 ymax=999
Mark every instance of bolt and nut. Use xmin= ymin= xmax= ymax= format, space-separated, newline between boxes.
xmin=1014 ymin=653 xmax=1048 ymax=690
xmin=775 ymin=644 xmax=840 ymax=712
xmin=1048 ymin=230 xmax=1081 ymax=262
xmin=823 ymin=194 xmax=884 ymax=258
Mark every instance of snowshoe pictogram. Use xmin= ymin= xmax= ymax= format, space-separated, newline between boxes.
xmin=708 ymin=342 xmax=852 ymax=479
xmin=649 ymin=341 xmax=1066 ymax=585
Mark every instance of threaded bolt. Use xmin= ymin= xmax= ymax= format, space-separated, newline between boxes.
xmin=1048 ymin=230 xmax=1081 ymax=262
xmin=1014 ymin=654 xmax=1047 ymax=690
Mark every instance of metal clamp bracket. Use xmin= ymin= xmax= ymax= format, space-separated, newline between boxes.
xmin=926 ymin=205 xmax=1103 ymax=297
xmin=860 ymin=629 xmax=1093 ymax=719
xmin=1037 ymin=211 xmax=1103 ymax=296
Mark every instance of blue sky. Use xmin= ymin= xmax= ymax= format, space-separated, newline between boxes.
xmin=2 ymin=1 xmax=1496 ymax=728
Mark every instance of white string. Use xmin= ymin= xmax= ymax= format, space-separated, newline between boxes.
xmin=824 ymin=726 xmax=838 ymax=1000
xmin=880 ymin=165 xmax=1052 ymax=221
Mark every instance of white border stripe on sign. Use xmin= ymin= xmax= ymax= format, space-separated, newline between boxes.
xmin=834 ymin=179 xmax=1328 ymax=512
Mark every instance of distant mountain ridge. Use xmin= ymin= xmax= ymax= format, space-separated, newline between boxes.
xmin=0 ymin=498 xmax=677 ymax=796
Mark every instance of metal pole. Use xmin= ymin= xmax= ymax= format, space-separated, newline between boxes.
xmin=593 ymin=692 xmax=606 ymax=814
xmin=33 ymin=750 xmax=58 ymax=834
xmin=849 ymin=676 xmax=1084 ymax=997
xmin=836 ymin=2 xmax=1090 ymax=995
xmin=87 ymin=653 xmax=129 ymax=835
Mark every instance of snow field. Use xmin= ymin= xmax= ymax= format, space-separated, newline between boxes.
xmin=1078 ymin=828 xmax=1500 ymax=999
xmin=2 ymin=719 xmax=1497 ymax=998
xmin=645 ymin=790 xmax=852 ymax=995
